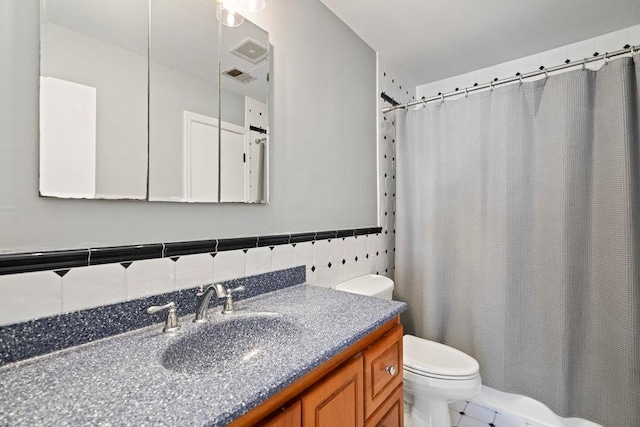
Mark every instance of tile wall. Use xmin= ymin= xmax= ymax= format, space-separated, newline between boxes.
xmin=0 ymin=231 xmax=384 ymax=327
xmin=377 ymin=54 xmax=417 ymax=281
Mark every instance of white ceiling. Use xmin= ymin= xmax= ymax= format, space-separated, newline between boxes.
xmin=319 ymin=0 xmax=640 ymax=85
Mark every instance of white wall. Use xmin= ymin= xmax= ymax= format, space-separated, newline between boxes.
xmin=417 ymin=24 xmax=640 ymax=99
xmin=0 ymin=0 xmax=377 ymax=252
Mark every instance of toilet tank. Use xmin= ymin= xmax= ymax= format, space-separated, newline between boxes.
xmin=335 ymin=274 xmax=394 ymax=300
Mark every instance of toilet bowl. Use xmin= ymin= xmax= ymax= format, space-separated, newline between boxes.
xmin=335 ymin=274 xmax=482 ymax=427
xmin=403 ymin=335 xmax=481 ymax=426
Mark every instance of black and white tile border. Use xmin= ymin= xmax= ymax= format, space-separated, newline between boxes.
xmin=0 ymin=227 xmax=381 ymax=276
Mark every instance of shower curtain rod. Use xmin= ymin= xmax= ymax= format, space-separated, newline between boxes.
xmin=382 ymin=44 xmax=640 ymax=113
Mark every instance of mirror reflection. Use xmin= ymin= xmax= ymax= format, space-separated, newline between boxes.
xmin=39 ymin=0 xmax=270 ymax=203
xmin=148 ymin=0 xmax=269 ymax=203
xmin=147 ymin=0 xmax=221 ymax=202
xmin=220 ymin=16 xmax=269 ymax=203
xmin=39 ymin=0 xmax=149 ymax=200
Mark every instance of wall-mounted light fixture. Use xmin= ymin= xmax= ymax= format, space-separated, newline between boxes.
xmin=217 ymin=0 xmax=267 ymax=27
xmin=217 ymin=0 xmax=244 ymax=27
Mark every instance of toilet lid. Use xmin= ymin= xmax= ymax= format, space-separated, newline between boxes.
xmin=335 ymin=274 xmax=394 ymax=297
xmin=403 ymin=335 xmax=479 ymax=379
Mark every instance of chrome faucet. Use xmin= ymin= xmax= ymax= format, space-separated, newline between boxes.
xmin=194 ymin=283 xmax=246 ymax=323
xmin=194 ymin=285 xmax=220 ymax=323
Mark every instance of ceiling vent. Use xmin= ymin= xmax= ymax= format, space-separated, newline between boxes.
xmin=231 ymin=39 xmax=268 ymax=64
xmin=222 ymin=67 xmax=258 ymax=84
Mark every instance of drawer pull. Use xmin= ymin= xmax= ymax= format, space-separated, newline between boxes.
xmin=385 ymin=365 xmax=397 ymax=376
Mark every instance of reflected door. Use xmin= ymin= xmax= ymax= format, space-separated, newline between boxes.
xmin=184 ymin=115 xmax=219 ymax=202
xmin=220 ymin=131 xmax=247 ymax=202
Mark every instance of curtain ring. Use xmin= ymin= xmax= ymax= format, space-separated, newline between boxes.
xmin=582 ymin=58 xmax=587 ymax=71
xmin=543 ymin=68 xmax=549 ymax=79
xmin=489 ymin=81 xmax=494 ymax=91
xmin=519 ymin=74 xmax=524 ymax=85
xmin=440 ymin=93 xmax=445 ymax=103
xmin=465 ymin=88 xmax=469 ymax=98
xmin=604 ymin=52 xmax=609 ymax=65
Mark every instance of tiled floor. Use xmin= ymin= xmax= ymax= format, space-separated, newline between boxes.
xmin=449 ymin=401 xmax=542 ymax=427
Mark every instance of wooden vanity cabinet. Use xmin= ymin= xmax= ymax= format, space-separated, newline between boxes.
xmin=237 ymin=316 xmax=403 ymax=427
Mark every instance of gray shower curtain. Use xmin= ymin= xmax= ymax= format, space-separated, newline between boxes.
xmin=395 ymin=55 xmax=640 ymax=426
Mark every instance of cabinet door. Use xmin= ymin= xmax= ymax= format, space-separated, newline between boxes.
xmin=302 ymin=354 xmax=364 ymax=427
xmin=364 ymin=325 xmax=403 ymax=418
xmin=258 ymin=400 xmax=301 ymax=427
xmin=365 ymin=384 xmax=403 ymax=427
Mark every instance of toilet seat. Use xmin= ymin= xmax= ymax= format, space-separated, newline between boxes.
xmin=404 ymin=365 xmax=479 ymax=380
xmin=403 ymin=335 xmax=480 ymax=380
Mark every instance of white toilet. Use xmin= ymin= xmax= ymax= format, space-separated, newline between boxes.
xmin=335 ymin=274 xmax=481 ymax=427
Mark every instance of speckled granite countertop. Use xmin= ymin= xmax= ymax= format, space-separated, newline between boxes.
xmin=0 ymin=285 xmax=406 ymax=426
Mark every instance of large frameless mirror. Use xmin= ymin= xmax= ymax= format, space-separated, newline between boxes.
xmin=39 ymin=0 xmax=270 ymax=203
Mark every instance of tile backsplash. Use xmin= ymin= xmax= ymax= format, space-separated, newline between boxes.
xmin=0 ymin=228 xmax=384 ymax=327
xmin=0 ymin=266 xmax=306 ymax=365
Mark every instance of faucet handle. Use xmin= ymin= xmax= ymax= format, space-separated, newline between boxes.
xmin=212 ymin=283 xmax=245 ymax=297
xmin=227 ymin=285 xmax=246 ymax=295
xmin=196 ymin=285 xmax=209 ymax=297
xmin=146 ymin=302 xmax=181 ymax=333
xmin=146 ymin=301 xmax=175 ymax=314
xmin=220 ymin=285 xmax=246 ymax=315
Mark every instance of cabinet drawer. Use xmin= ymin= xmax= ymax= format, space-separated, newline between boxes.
xmin=363 ymin=324 xmax=403 ymax=418
xmin=365 ymin=384 xmax=403 ymax=427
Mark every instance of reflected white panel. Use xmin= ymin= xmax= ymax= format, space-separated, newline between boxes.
xmin=184 ymin=112 xmax=220 ymax=202
xmin=39 ymin=76 xmax=96 ymax=198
